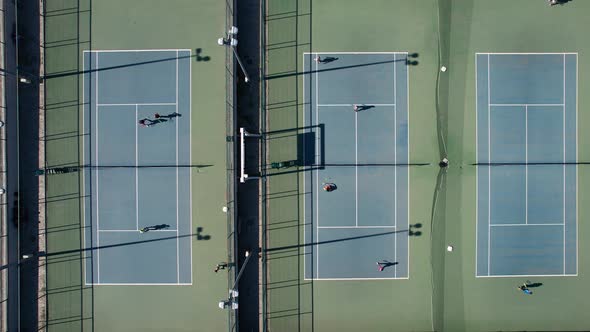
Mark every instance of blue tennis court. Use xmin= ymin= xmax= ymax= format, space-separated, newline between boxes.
xmin=83 ymin=50 xmax=192 ymax=285
xmin=303 ymin=52 xmax=409 ymax=280
xmin=476 ymin=53 xmax=577 ymax=277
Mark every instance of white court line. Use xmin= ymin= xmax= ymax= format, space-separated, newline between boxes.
xmin=393 ymin=53 xmax=397 ymax=278
xmin=309 ymin=52 xmax=409 ymax=279
xmin=474 ymin=54 xmax=480 ymax=277
xmin=88 ymin=49 xmax=193 ymax=284
xmin=317 ymin=103 xmax=395 ymax=107
xmin=98 ymin=229 xmax=178 ymax=232
xmin=355 ymin=106 xmax=358 ymax=228
xmin=97 ymin=103 xmax=176 ymax=107
xmin=304 ymin=51 xmax=409 ymax=55
xmin=487 ymin=54 xmax=491 ymax=276
xmin=575 ymin=53 xmax=580 ymax=275
xmin=525 ymin=105 xmax=528 ymax=225
xmin=476 ymin=273 xmax=577 ymax=278
xmin=87 ymin=49 xmax=192 ymax=53
xmin=136 ymin=104 xmax=139 ymax=231
xmin=476 ymin=52 xmax=578 ymax=55
xmin=82 ymin=50 xmax=88 ymax=283
xmin=317 ymin=226 xmax=397 ymax=229
xmin=315 ymin=53 xmax=320 ymax=279
xmin=405 ymin=51 xmax=410 ymax=280
xmin=489 ymin=103 xmax=563 ymax=107
xmin=176 ymin=50 xmax=180 ymax=284
xmin=95 ymin=52 xmax=100 ymax=284
xmin=563 ymin=54 xmax=566 ymax=274
xmin=91 ymin=282 xmax=192 ymax=286
xmin=189 ymin=49 xmax=194 ymax=285
xmin=482 ymin=52 xmax=577 ymax=277
xmin=489 ymin=223 xmax=564 ymax=227
xmin=302 ymin=54 xmax=307 ymax=280
xmin=304 ymin=277 xmax=409 ymax=281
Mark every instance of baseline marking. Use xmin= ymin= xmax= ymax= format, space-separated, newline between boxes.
xmin=306 ymin=277 xmax=409 ymax=281
xmin=406 ymin=51 xmax=410 ymax=279
xmin=489 ymin=103 xmax=563 ymax=107
xmin=189 ymin=49 xmax=194 ymax=284
xmin=96 ymin=52 xmax=101 ymax=283
xmin=355 ymin=104 xmax=358 ymax=228
xmin=476 ymin=52 xmax=578 ymax=55
xmin=98 ymin=229 xmax=178 ymax=232
xmin=475 ymin=53 xmax=479 ymax=277
xmin=393 ymin=53 xmax=397 ymax=278
xmin=315 ymin=53 xmax=320 ymax=278
xmin=487 ymin=54 xmax=491 ymax=276
xmin=476 ymin=273 xmax=575 ymax=279
xmin=97 ymin=103 xmax=176 ymax=107
xmin=489 ymin=223 xmax=564 ymax=227
xmin=563 ymin=54 xmax=566 ymax=274
xmin=317 ymin=103 xmax=395 ymax=107
xmin=136 ymin=105 xmax=139 ymax=231
xmin=176 ymin=50 xmax=180 ymax=283
xmin=89 ymin=49 xmax=192 ymax=53
xmin=95 ymin=283 xmax=192 ymax=286
xmin=317 ymin=226 xmax=397 ymax=229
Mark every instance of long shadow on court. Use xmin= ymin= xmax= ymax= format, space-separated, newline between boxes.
xmin=43 ymin=51 xmax=209 ymax=80
xmin=266 ymin=224 xmax=422 ymax=253
xmin=264 ymin=127 xmax=431 ymax=177
xmin=265 ymin=53 xmax=419 ymax=81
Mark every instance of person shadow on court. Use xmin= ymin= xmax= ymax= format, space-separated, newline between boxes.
xmin=152 ymin=117 xmax=168 ymax=125
xmin=195 ymin=226 xmax=211 ymax=240
xmin=321 ymin=56 xmax=338 ymax=64
xmin=524 ymin=280 xmax=543 ymax=288
xmin=376 ymin=260 xmax=398 ymax=271
xmin=155 ymin=112 xmax=182 ymax=120
xmin=353 ymin=104 xmax=376 ymax=112
xmin=140 ymin=224 xmax=170 ymax=233
xmin=314 ymin=56 xmax=339 ymax=64
xmin=549 ymin=0 xmax=572 ymax=6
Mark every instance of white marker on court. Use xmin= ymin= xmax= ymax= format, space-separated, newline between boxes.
xmin=441 ymin=66 xmax=447 ymax=72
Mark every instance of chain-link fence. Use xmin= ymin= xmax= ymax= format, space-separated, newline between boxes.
xmin=224 ymin=0 xmax=238 ymax=331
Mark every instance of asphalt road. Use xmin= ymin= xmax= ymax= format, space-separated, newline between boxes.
xmin=236 ymin=0 xmax=262 ymax=331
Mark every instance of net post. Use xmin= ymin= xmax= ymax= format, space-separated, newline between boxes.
xmin=239 ymin=127 xmax=262 ymax=183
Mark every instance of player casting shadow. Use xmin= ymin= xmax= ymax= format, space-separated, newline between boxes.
xmin=409 ymin=222 xmax=422 ymax=236
xmin=525 ymin=281 xmax=543 ymax=288
xmin=549 ymin=0 xmax=572 ymax=6
xmin=139 ymin=118 xmax=168 ymax=127
xmin=140 ymin=224 xmax=170 ymax=233
xmin=316 ymin=56 xmax=338 ymax=64
xmin=155 ymin=112 xmax=181 ymax=119
xmin=195 ymin=226 xmax=211 ymax=240
xmin=406 ymin=52 xmax=419 ymax=66
xmin=354 ymin=104 xmax=375 ymax=112
xmin=377 ymin=260 xmax=398 ymax=271
xmin=195 ymin=48 xmax=211 ymax=62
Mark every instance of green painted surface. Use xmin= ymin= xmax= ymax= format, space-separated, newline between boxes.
xmin=443 ymin=1 xmax=590 ymax=331
xmin=44 ymin=0 xmax=229 ymax=331
xmin=265 ymin=0 xmax=590 ymax=331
